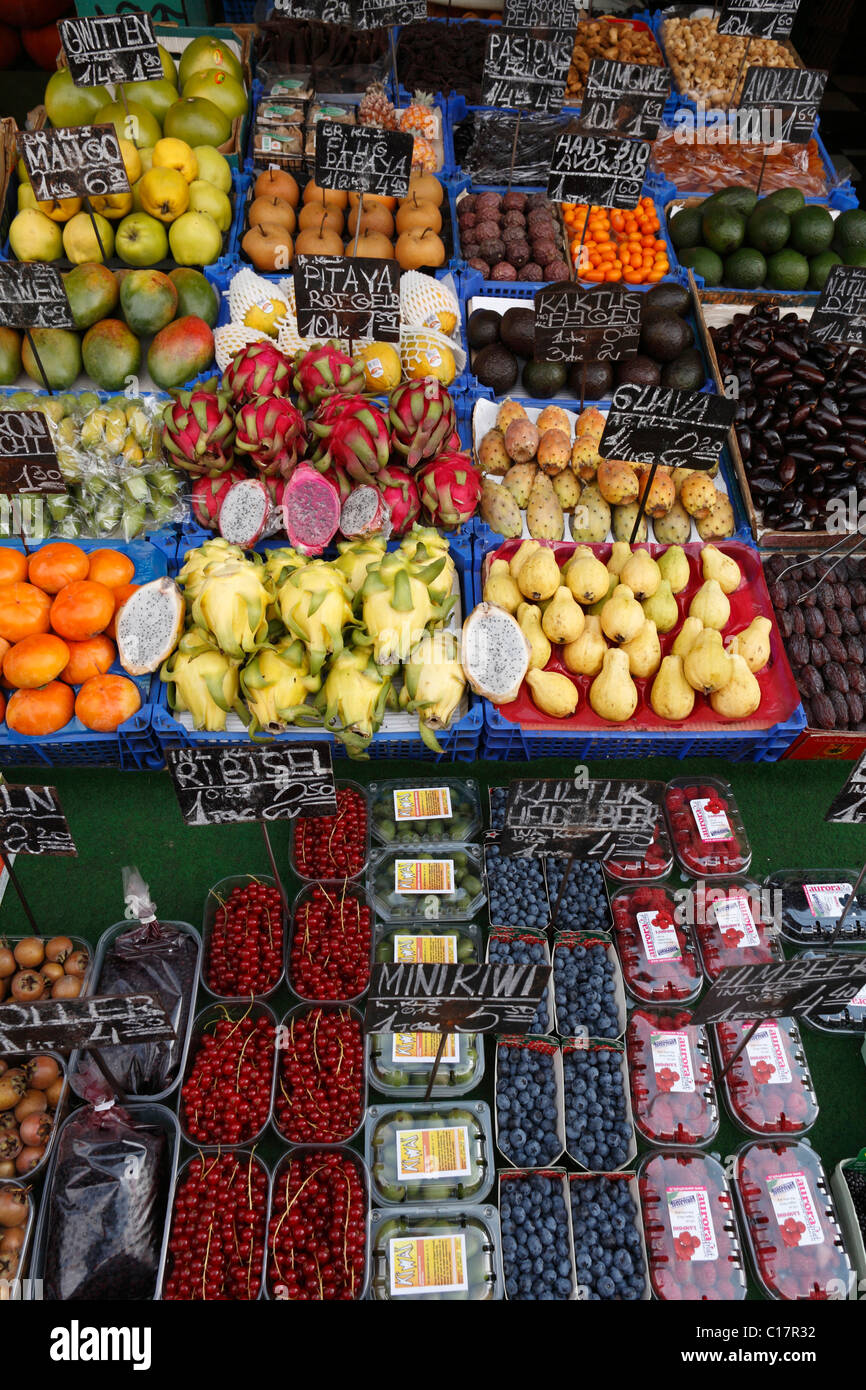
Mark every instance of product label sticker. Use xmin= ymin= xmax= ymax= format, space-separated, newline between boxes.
xmin=744 ymin=1023 xmax=792 ymax=1085
xmin=766 ymin=1171 xmax=825 ymax=1247
xmin=690 ymin=798 xmax=732 ymax=842
xmin=392 ymin=1032 xmax=460 ymax=1065
xmin=713 ymin=895 xmax=760 ymax=947
xmin=803 ymin=882 xmax=850 ymax=919
xmin=637 ymin=910 xmax=682 ymax=963
xmin=393 ymin=787 xmax=453 ymax=821
xmin=395 ymin=1125 xmax=471 ymax=1181
xmin=389 ymin=1233 xmax=468 ymax=1295
xmin=650 ymin=1030 xmax=695 ymax=1093
xmin=366 ymin=355 xmax=384 ymax=379
xmin=395 ymin=859 xmax=455 ymax=894
xmin=392 ymin=934 xmax=458 ymax=964
xmin=850 ymin=982 xmax=866 ymax=1009
xmin=665 ymin=1185 xmax=719 ymax=1261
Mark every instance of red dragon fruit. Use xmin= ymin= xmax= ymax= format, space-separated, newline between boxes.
xmin=162 ymin=391 xmax=236 ymax=477
xmin=308 ymin=393 xmax=352 ymax=465
xmin=292 ymin=341 xmax=365 ymax=412
xmin=376 ymin=465 xmax=421 ymax=537
xmin=321 ymin=460 xmax=352 ymax=505
xmin=317 ymin=400 xmax=391 ymax=485
xmin=191 ymin=467 xmax=248 ymax=529
xmin=389 ymin=378 xmax=457 ymax=469
xmin=416 ymin=450 xmax=482 ymax=529
xmin=282 ymin=464 xmax=341 ymax=555
xmin=223 ymin=341 xmax=293 ymax=407
xmin=234 ymin=396 xmax=307 ymax=478
xmin=340 ymin=486 xmax=392 ymax=540
xmin=219 ymin=477 xmax=281 ymax=547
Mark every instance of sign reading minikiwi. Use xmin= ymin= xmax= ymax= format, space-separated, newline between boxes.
xmin=0 ymin=413 xmax=63 ymax=496
xmin=534 ymin=283 xmax=642 ymax=363
xmin=315 ymin=121 xmax=414 ymax=197
xmin=580 ymin=59 xmax=672 ymax=142
xmin=481 ymin=27 xmax=572 ymax=113
xmin=547 ymin=132 xmax=651 ymax=208
xmin=295 ymin=254 xmax=401 ymax=342
xmin=599 ymin=385 xmax=736 ymax=471
xmin=808 ymin=265 xmax=866 ymax=348
xmin=738 ymin=66 xmax=827 ymax=144
xmin=0 ymin=263 xmax=75 ymax=331
xmin=18 ymin=126 xmax=130 ymax=204
xmin=0 ymin=783 xmax=77 ymax=857
xmin=59 ymin=12 xmax=163 ymax=88
xmin=365 ymin=962 xmax=551 ymax=1033
xmin=718 ymin=0 xmax=801 ymax=40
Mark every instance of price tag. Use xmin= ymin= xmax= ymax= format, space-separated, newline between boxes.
xmin=366 ymin=961 xmax=551 ymax=1034
xmin=314 ymin=122 xmax=414 ymax=198
xmin=808 ymin=266 xmax=866 ymax=349
xmin=738 ymin=65 xmax=828 ymax=144
xmin=0 ymin=782 xmax=76 ymax=856
xmin=59 ymin=11 xmax=163 ymax=87
xmin=503 ymin=0 xmax=580 ymax=28
xmin=534 ymin=283 xmax=642 ymax=364
xmin=598 ymin=385 xmax=736 ymax=472
xmin=580 ymin=59 xmax=672 ymax=142
xmin=18 ymin=126 xmax=130 ymax=204
xmin=294 ymin=254 xmax=400 ymax=343
xmin=165 ymin=745 xmax=337 ymax=826
xmin=0 ymin=412 xmax=63 ymax=495
xmin=718 ymin=0 xmax=801 ymax=40
xmin=481 ymin=27 xmax=572 ymax=114
xmin=394 ymin=859 xmax=455 ymax=894
xmin=0 ymin=263 xmax=75 ymax=331
xmin=546 ymin=132 xmax=651 ymax=208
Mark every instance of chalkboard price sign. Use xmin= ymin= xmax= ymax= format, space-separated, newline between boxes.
xmin=738 ymin=65 xmax=827 ymax=144
xmin=294 ymin=254 xmax=400 ymax=342
xmin=353 ymin=0 xmax=426 ymax=27
xmin=481 ymin=27 xmax=572 ymax=114
xmin=315 ymin=122 xmax=414 ymax=198
xmin=580 ymin=59 xmax=672 ymax=143
xmin=691 ymin=953 xmax=866 ymax=1027
xmin=59 ymin=12 xmax=163 ymax=88
xmin=808 ymin=265 xmax=866 ymax=349
xmin=364 ymin=962 xmax=551 ymax=1034
xmin=0 ymin=263 xmax=75 ymax=331
xmin=0 ymin=412 xmax=64 ymax=495
xmin=0 ymin=993 xmax=174 ymax=1055
xmin=502 ymin=777 xmax=663 ymax=859
xmin=825 ymin=751 xmax=866 ymax=825
xmin=547 ymin=132 xmax=651 ymax=208
xmin=503 ymin=0 xmax=580 ymax=29
xmin=534 ymin=283 xmax=642 ymax=364
xmin=166 ymin=744 xmax=337 ymax=827
xmin=18 ymin=126 xmax=131 ymax=205
xmin=599 ymin=385 xmax=736 ymax=472
xmin=718 ymin=0 xmax=801 ymax=40
xmin=0 ymin=782 xmax=76 ymax=857
xmin=273 ymin=0 xmax=352 ymax=21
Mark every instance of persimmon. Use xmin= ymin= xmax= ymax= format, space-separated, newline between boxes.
xmin=0 ymin=552 xmax=27 ymax=585
xmin=87 ymin=549 xmax=135 ymax=590
xmin=49 ymin=580 xmax=115 ymax=641
xmin=3 ymin=634 xmax=70 ymax=690
xmin=27 ymin=543 xmax=89 ymax=594
xmin=0 ymin=691 xmax=5 ymax=723
xmin=0 ymin=583 xmax=52 ymax=643
xmin=60 ymin=635 xmax=116 ymax=686
xmin=6 ymin=682 xmax=74 ymax=737
xmin=106 ymin=583 xmax=139 ymax=640
xmin=74 ymin=674 xmax=141 ymax=732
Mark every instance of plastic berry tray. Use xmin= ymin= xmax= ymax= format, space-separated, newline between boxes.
xmin=831 ymin=1155 xmax=866 ymax=1288
xmin=664 ymin=775 xmax=752 ymax=878
xmin=369 ymin=777 xmax=482 ymax=849
xmin=732 ymin=1139 xmax=853 ymax=1301
xmin=569 ymin=1172 xmax=651 ymax=1302
xmin=368 ymin=844 xmax=486 ymax=925
xmin=159 ymin=1151 xmax=271 ymax=1302
xmin=482 ymin=540 xmax=801 ymax=734
xmin=368 ymin=1203 xmax=504 ymax=1300
xmin=604 ymin=817 xmax=674 ymax=883
xmin=367 ymin=1029 xmax=485 ymax=1099
xmin=692 ymin=877 xmax=785 ymax=983
xmin=610 ymin=885 xmax=703 ymax=1006
xmin=764 ymin=868 xmax=866 ymax=947
xmin=552 ymin=932 xmax=627 ymax=1041
xmin=200 ymin=874 xmax=286 ymax=1003
xmin=562 ymin=1039 xmax=638 ymax=1172
xmin=264 ymin=1147 xmax=371 ymax=1302
xmin=289 ymin=779 xmax=371 ymax=884
xmin=626 ymin=1009 xmax=720 ymax=1149
xmin=637 ymin=1150 xmax=747 ymax=1301
xmin=500 ymin=1169 xmax=578 ymax=1302
xmin=494 ymin=1035 xmax=566 ymax=1169
xmin=375 ymin=922 xmax=483 ymax=965
xmin=800 ymin=950 xmax=866 ymax=1035
xmin=486 ymin=927 xmax=555 ymax=1035
xmin=274 ymin=1003 xmax=367 ymax=1148
xmin=365 ymin=1101 xmax=494 ymax=1207
xmin=179 ymin=1001 xmax=278 ymax=1151
xmin=286 ymin=880 xmax=374 ymax=1007
xmin=713 ymin=1018 xmax=819 ymax=1138
xmin=483 ymin=835 xmax=551 ymax=932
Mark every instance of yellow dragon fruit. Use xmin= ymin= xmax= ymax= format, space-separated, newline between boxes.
xmin=177 ymin=538 xmax=245 ymax=605
xmin=160 ymin=629 xmax=242 ymax=732
xmin=316 ymin=644 xmax=391 ymax=757
xmin=261 ymin=546 xmax=308 ymax=595
xmin=399 ymin=630 xmax=466 ymax=752
xmin=398 ymin=525 xmax=456 ymax=607
xmin=276 ymin=560 xmax=355 ymax=676
xmin=359 ymin=549 xmax=449 ymax=671
xmin=333 ymin=536 xmax=387 ymax=597
xmin=191 ymin=559 xmax=271 ymax=660
xmin=240 ymin=637 xmax=322 ymax=734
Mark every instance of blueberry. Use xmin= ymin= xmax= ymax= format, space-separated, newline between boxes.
xmin=547 ymin=858 xmax=612 ymax=932
xmin=496 ymin=1042 xmax=563 ymax=1166
xmin=569 ymin=1177 xmax=647 ymax=1302
xmin=554 ymin=939 xmax=622 ymax=1040
xmin=499 ymin=1173 xmax=576 ymax=1301
xmin=486 ymin=841 xmax=549 ymax=928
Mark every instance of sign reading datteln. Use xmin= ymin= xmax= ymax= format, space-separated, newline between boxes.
xmin=166 ymin=745 xmax=337 ymax=826
xmin=599 ymin=385 xmax=736 ymax=471
xmin=580 ymin=59 xmax=672 ymax=142
xmin=0 ymin=782 xmax=76 ymax=857
xmin=18 ymin=126 xmax=130 ymax=204
xmin=718 ymin=0 xmax=801 ymax=40
xmin=808 ymin=265 xmax=866 ymax=349
xmin=59 ymin=11 xmax=163 ymax=88
xmin=534 ymin=283 xmax=642 ymax=363
xmin=0 ymin=412 xmax=64 ymax=495
xmin=481 ymin=27 xmax=572 ymax=113
xmin=546 ymin=132 xmax=651 ymax=208
xmin=364 ymin=962 xmax=551 ymax=1034
xmin=315 ymin=122 xmax=414 ymax=198
xmin=294 ymin=254 xmax=401 ymax=342
xmin=0 ymin=263 xmax=75 ymax=331
xmin=738 ymin=65 xmax=828 ymax=144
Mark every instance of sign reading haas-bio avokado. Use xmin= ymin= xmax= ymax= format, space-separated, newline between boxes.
xmin=501 ymin=777 xmax=663 ymax=859
xmin=580 ymin=58 xmax=672 ymax=142
xmin=0 ymin=412 xmax=64 ymax=495
xmin=364 ymin=961 xmax=550 ymax=1034
xmin=691 ymin=953 xmax=866 ymax=1026
xmin=18 ymin=126 xmax=130 ymax=205
xmin=546 ymin=132 xmax=652 ymax=208
xmin=58 ymin=11 xmax=163 ymax=88
xmin=598 ymin=385 xmax=737 ymax=472
xmin=165 ymin=744 xmax=337 ymax=827
xmin=534 ymin=283 xmax=642 ymax=363
xmin=315 ymin=121 xmax=414 ymax=199
xmin=0 ymin=782 xmax=77 ymax=857
xmin=294 ymin=254 xmax=400 ymax=343
xmin=808 ymin=265 xmax=866 ymax=349
xmin=718 ymin=0 xmax=801 ymax=40
xmin=481 ymin=26 xmax=572 ymax=114
xmin=0 ymin=262 xmax=75 ymax=331
xmin=0 ymin=993 xmax=174 ymax=1055
xmin=738 ymin=65 xmax=828 ymax=144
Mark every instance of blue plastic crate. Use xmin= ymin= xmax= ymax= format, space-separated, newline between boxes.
xmin=650 ymin=127 xmax=858 ymax=212
xmin=227 ymin=168 xmax=252 ymax=262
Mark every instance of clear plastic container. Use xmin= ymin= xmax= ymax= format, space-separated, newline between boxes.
xmin=495 ymin=1036 xmax=565 ymax=1169
xmin=366 ymin=1101 xmax=494 ymax=1206
xmin=376 ymin=922 xmax=482 ymax=965
xmin=604 ymin=818 xmax=675 ymax=883
xmin=626 ymin=1009 xmax=720 ymax=1149
xmin=369 ymin=778 xmax=482 ymax=848
xmin=286 ymin=880 xmax=374 ymax=1005
xmin=0 ymin=1050 xmax=69 ymax=1183
xmin=562 ymin=1040 xmax=637 ymax=1172
xmin=801 ymin=949 xmax=866 ymax=1035
xmin=179 ymin=1001 xmax=277 ymax=1150
xmin=0 ymin=933 xmax=94 ymax=1006
xmin=486 ymin=928 xmax=554 ymax=1035
xmin=713 ymin=1018 xmax=819 ymax=1138
xmin=831 ymin=1154 xmax=866 ymax=1288
xmin=692 ymin=877 xmax=785 ymax=983
xmin=368 ymin=1203 xmax=504 ymax=1300
xmin=500 ymin=1169 xmax=578 ymax=1301
xmin=610 ymin=885 xmax=703 ymax=1005
xmin=201 ymin=874 xmax=285 ymax=1001
xmin=484 ymin=836 xmax=550 ymax=932
xmin=289 ymin=779 xmax=370 ymax=882
xmin=369 ymin=844 xmax=486 ymax=925
xmin=0 ymin=1180 xmax=35 ymax=1300
xmin=569 ymin=1173 xmax=650 ymax=1302
xmin=552 ymin=932 xmax=627 ymax=1041
xmin=638 ymin=1150 xmax=747 ymax=1301
xmin=732 ymin=1139 xmax=853 ymax=1300
xmin=266 ymin=1148 xmax=370 ymax=1302
xmin=367 ymin=1029 xmax=484 ymax=1099
xmin=159 ymin=1151 xmax=270 ymax=1301
xmin=765 ymin=868 xmax=866 ymax=947
xmin=664 ymin=777 xmax=752 ymax=879
xmin=274 ymin=1003 xmax=366 ymax=1146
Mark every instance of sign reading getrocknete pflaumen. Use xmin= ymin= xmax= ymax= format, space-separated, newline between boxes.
xmin=364 ymin=962 xmax=551 ymax=1034
xmin=718 ymin=0 xmax=801 ymax=40
xmin=294 ymin=255 xmax=400 ymax=342
xmin=166 ymin=745 xmax=337 ymax=826
xmin=58 ymin=11 xmax=162 ymax=88
xmin=808 ymin=266 xmax=866 ymax=348
xmin=503 ymin=0 xmax=580 ymax=28
xmin=580 ymin=59 xmax=672 ymax=142
xmin=691 ymin=954 xmax=866 ymax=1026
xmin=502 ymin=778 xmax=663 ymax=859
xmin=0 ymin=262 xmax=75 ymax=331
xmin=825 ymin=752 xmax=866 ymax=825
xmin=481 ymin=27 xmax=572 ymax=114
xmin=315 ymin=122 xmax=414 ymax=198
xmin=18 ymin=126 xmax=130 ymax=204
xmin=738 ymin=66 xmax=828 ymax=144
xmin=534 ymin=283 xmax=642 ymax=364
xmin=546 ymin=132 xmax=651 ymax=208
xmin=0 ymin=412 xmax=63 ymax=495
xmin=599 ymin=385 xmax=736 ymax=471
xmin=0 ymin=783 xmax=76 ymax=856
xmin=0 ymin=994 xmax=174 ymax=1055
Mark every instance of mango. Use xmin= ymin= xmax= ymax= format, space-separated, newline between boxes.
xmin=147 ymin=315 xmax=214 ymax=390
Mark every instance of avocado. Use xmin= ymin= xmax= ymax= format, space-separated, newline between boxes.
xmin=678 ymin=246 xmax=724 ymax=285
xmin=474 ymin=342 xmax=519 ymax=392
xmin=702 ymin=205 xmax=746 ymax=256
xmin=833 ymin=208 xmax=866 ymax=257
xmin=808 ymin=250 xmax=842 ymax=290
xmin=766 ymin=249 xmax=810 ymax=292
xmin=500 ymin=306 xmax=536 ymax=358
xmin=615 ymin=355 xmax=662 ymax=388
xmin=641 ymin=281 xmax=690 ymax=319
xmin=746 ymin=202 xmax=790 ymax=255
xmin=522 ymin=358 xmax=567 ymax=398
xmin=762 ymin=187 xmax=806 ymax=217
xmin=789 ymin=205 xmax=835 ymax=256
xmin=724 ymin=247 xmax=768 ymax=289
xmin=467 ymin=308 xmax=501 ymax=350
xmin=661 ymin=349 xmax=706 ymax=390
xmin=567 ymin=358 xmax=613 ymax=399
xmin=640 ymin=311 xmax=694 ymax=362
xmin=669 ymin=205 xmax=703 ymax=250
xmin=708 ymin=187 xmax=759 ymax=217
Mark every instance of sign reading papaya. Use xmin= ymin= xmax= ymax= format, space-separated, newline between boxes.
xmin=59 ymin=11 xmax=163 ymax=88
xmin=18 ymin=126 xmax=130 ymax=204
xmin=315 ymin=122 xmax=414 ymax=197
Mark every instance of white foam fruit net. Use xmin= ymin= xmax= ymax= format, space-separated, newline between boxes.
xmin=400 ymin=271 xmax=461 ymax=337
xmin=400 ymin=326 xmax=466 ymax=378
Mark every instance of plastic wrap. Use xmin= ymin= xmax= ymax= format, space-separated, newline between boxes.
xmin=457 ymin=111 xmax=582 ymax=187
xmin=651 ymin=126 xmax=832 ymax=198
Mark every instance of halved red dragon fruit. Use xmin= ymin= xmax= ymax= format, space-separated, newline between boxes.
xmin=282 ymin=464 xmax=341 ymax=556
xmin=340 ymin=486 xmax=392 ymax=541
xmin=219 ymin=478 xmax=281 ymax=547
xmin=191 ymin=468 xmax=248 ymax=530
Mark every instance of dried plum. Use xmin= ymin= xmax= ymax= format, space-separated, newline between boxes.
xmin=811 ymin=694 xmax=837 ymax=729
xmin=847 ymin=692 xmax=865 ymax=724
xmin=792 ymin=609 xmax=806 ymax=635
xmin=804 ymin=607 xmax=826 ymax=639
xmin=834 ymin=584 xmax=853 ymax=609
xmin=825 ymin=609 xmax=843 ymax=635
xmin=787 ymin=633 xmax=810 ymax=666
xmin=797 ymin=666 xmax=824 ymax=698
xmin=856 ymin=605 xmax=866 ymax=630
xmin=846 ymin=636 xmax=864 ymax=664
xmin=824 ymin=634 xmax=848 ymax=664
xmin=824 ymin=662 xmax=849 ymax=693
xmin=830 ymin=689 xmax=850 ymax=725
xmin=845 ymin=663 xmax=866 ymax=695
xmin=777 ymin=610 xmax=795 ymax=639
xmin=811 ymin=640 xmax=829 ymax=667
xmin=843 ymin=609 xmax=862 ymax=635
xmin=769 ymin=582 xmax=790 ymax=609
